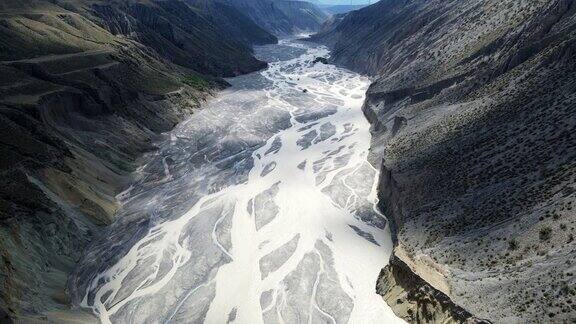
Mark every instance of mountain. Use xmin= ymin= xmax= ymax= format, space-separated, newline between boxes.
xmin=320 ymin=4 xmax=366 ymax=14
xmin=224 ymin=0 xmax=329 ymax=35
xmin=273 ymin=0 xmax=330 ymax=32
xmin=313 ymin=0 xmax=576 ymax=322
xmin=186 ymin=0 xmax=278 ymax=46
xmin=0 ymin=0 xmax=273 ymax=76
xmin=0 ymin=0 xmax=281 ymax=321
xmin=221 ymin=0 xmax=292 ymax=35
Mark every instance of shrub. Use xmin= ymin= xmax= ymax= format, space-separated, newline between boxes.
xmin=539 ymin=226 xmax=552 ymax=241
xmin=181 ymin=74 xmax=208 ymax=90
xmin=508 ymin=238 xmax=519 ymax=251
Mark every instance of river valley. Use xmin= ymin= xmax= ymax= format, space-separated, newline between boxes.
xmin=2 ymin=1 xmax=575 ymax=322
xmin=69 ymin=39 xmax=402 ymax=324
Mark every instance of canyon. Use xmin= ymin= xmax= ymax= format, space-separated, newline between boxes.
xmin=1 ymin=0 xmax=576 ymax=323
xmin=71 ymin=38 xmax=401 ymax=324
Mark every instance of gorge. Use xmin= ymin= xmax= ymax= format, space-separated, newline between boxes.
xmin=1 ymin=0 xmax=576 ymax=323
xmin=71 ymin=38 xmax=401 ymax=324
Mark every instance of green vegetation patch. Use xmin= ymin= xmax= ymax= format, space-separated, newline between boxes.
xmin=181 ymin=74 xmax=209 ymax=90
xmin=539 ymin=226 xmax=552 ymax=242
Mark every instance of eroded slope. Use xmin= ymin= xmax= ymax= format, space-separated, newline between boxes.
xmin=313 ymin=0 xmax=576 ymax=322
xmin=0 ymin=0 xmax=274 ymax=321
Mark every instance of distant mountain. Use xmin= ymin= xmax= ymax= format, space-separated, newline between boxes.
xmin=221 ymin=0 xmax=292 ymax=35
xmin=223 ymin=0 xmax=329 ymax=35
xmin=320 ymin=4 xmax=366 ymax=14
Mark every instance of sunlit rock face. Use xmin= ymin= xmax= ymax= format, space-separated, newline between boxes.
xmin=70 ymin=39 xmax=403 ymax=324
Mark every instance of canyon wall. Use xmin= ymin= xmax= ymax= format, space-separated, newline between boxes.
xmin=313 ymin=0 xmax=576 ymax=322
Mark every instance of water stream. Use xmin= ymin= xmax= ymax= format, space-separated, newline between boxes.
xmin=72 ymin=38 xmax=402 ymax=324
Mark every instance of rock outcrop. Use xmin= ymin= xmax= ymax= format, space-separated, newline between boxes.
xmin=376 ymin=255 xmax=490 ymax=324
xmin=313 ymin=0 xmax=576 ymax=322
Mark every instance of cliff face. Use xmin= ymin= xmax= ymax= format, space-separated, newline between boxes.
xmin=313 ymin=0 xmax=576 ymax=322
xmin=0 ymin=0 xmax=281 ymax=321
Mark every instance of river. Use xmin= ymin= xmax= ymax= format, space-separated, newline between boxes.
xmin=71 ymin=38 xmax=401 ymax=324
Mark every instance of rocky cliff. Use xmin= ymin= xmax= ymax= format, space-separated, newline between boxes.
xmin=0 ymin=0 xmax=284 ymax=321
xmin=313 ymin=0 xmax=576 ymax=322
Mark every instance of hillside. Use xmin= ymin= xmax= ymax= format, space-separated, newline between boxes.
xmin=0 ymin=0 xmax=280 ymax=321
xmin=312 ymin=0 xmax=576 ymax=322
xmin=223 ymin=0 xmax=329 ymax=35
xmin=186 ymin=0 xmax=278 ymax=46
xmin=0 ymin=0 xmax=274 ymax=76
xmin=273 ymin=0 xmax=329 ymax=33
xmin=320 ymin=4 xmax=366 ymax=15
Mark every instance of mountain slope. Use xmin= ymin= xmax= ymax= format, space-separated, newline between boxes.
xmin=224 ymin=0 xmax=329 ymax=35
xmin=0 ymin=0 xmax=275 ymax=321
xmin=0 ymin=0 xmax=272 ymax=76
xmin=273 ymin=0 xmax=329 ymax=32
xmin=313 ymin=0 xmax=576 ymax=322
xmin=320 ymin=4 xmax=366 ymax=15
xmin=187 ymin=0 xmax=278 ymax=46
xmin=84 ymin=0 xmax=270 ymax=76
